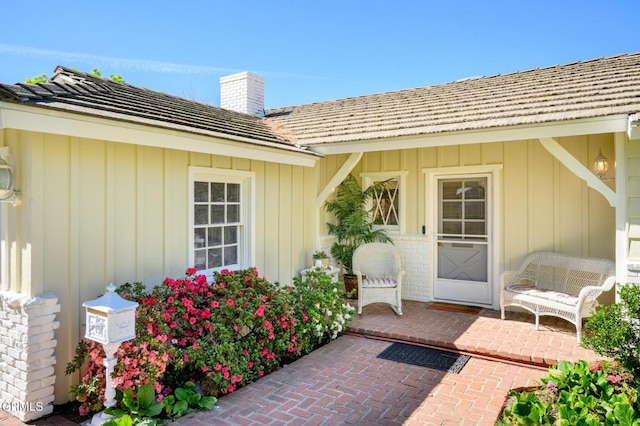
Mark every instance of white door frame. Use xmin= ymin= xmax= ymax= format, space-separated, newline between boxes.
xmin=423 ymin=165 xmax=503 ymax=309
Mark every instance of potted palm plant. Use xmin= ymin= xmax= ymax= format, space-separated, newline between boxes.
xmin=324 ymin=174 xmax=392 ymax=298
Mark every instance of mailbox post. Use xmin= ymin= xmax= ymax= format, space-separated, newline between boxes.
xmin=83 ymin=283 xmax=138 ymax=426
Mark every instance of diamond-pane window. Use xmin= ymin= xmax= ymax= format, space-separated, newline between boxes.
xmin=372 ymin=179 xmax=399 ymax=226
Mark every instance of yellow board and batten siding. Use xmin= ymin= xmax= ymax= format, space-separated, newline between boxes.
xmin=4 ymin=129 xmax=314 ymax=403
xmin=318 ymin=136 xmax=616 ymax=280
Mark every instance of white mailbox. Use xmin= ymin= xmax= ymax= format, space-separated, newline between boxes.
xmin=83 ymin=283 xmax=139 ymax=345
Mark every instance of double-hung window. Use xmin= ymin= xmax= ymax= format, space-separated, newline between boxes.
xmin=189 ymin=167 xmax=254 ymax=278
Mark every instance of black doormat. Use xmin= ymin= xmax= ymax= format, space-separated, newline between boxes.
xmin=377 ymin=343 xmax=470 ymax=374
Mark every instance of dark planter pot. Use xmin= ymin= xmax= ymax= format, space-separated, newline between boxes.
xmin=343 ymin=274 xmax=360 ymax=299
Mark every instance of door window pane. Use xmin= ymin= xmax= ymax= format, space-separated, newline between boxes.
xmin=442 ymin=202 xmax=461 ymax=219
xmin=439 ymin=178 xmax=487 ymax=240
xmin=465 ymin=202 xmax=485 ymax=219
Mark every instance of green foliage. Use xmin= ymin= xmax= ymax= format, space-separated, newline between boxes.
xmin=290 ymin=267 xmax=355 ymax=343
xmin=163 ymin=382 xmax=216 ymax=419
xmin=24 ymin=68 xmax=125 ymax=84
xmin=324 ymin=174 xmax=392 ymax=273
xmin=104 ymin=384 xmax=165 ymax=425
xmin=500 ymin=360 xmax=640 ymax=425
xmin=25 ymin=73 xmax=48 ymax=84
xmin=583 ymin=283 xmax=640 ymax=376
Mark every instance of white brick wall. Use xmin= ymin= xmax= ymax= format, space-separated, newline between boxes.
xmin=0 ymin=292 xmax=60 ymax=421
xmin=220 ymin=72 xmax=265 ymax=116
xmin=394 ymin=235 xmax=431 ymax=302
xmin=317 ymin=234 xmax=433 ymax=302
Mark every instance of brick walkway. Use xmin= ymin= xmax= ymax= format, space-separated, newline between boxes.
xmin=3 ymin=300 xmax=603 ymax=425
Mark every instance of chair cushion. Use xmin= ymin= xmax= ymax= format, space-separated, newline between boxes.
xmin=363 ymin=278 xmax=397 ymax=288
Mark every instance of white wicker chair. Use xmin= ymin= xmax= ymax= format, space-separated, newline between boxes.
xmin=353 ymin=242 xmax=405 ymax=315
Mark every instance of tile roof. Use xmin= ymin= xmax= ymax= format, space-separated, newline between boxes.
xmin=0 ymin=66 xmax=309 ymax=153
xmin=265 ymin=52 xmax=640 ymax=145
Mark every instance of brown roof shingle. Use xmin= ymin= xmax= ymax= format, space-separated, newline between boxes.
xmin=265 ymin=52 xmax=640 ymax=145
xmin=0 ymin=66 xmax=309 ymax=153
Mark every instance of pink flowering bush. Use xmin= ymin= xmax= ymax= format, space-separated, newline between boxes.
xmin=66 ymin=266 xmax=353 ymax=417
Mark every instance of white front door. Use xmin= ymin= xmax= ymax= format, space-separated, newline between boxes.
xmin=433 ymin=175 xmax=492 ymax=306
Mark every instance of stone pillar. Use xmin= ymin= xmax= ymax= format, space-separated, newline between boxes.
xmin=0 ymin=292 xmax=60 ymax=422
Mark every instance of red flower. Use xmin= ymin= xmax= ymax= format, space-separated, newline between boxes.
xmin=226 ymin=299 xmax=234 ymax=306
xmin=211 ymin=301 xmax=220 ymax=308
xmin=189 ymin=317 xmax=197 ymax=325
xmin=170 ymin=321 xmax=177 ymax=328
xmin=186 ymin=267 xmax=197 ymax=275
xmin=607 ymin=374 xmax=623 ymax=384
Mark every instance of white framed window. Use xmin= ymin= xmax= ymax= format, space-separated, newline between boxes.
xmin=189 ymin=167 xmax=255 ymax=278
xmin=362 ymin=171 xmax=407 ymax=234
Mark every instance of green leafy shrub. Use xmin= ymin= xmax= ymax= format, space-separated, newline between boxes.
xmin=162 ymin=381 xmax=216 ymax=419
xmin=104 ymin=383 xmax=164 ymax=426
xmin=501 ymin=360 xmax=639 ymax=425
xmin=583 ymin=283 xmax=640 ymax=376
xmin=66 ymin=267 xmax=353 ymax=419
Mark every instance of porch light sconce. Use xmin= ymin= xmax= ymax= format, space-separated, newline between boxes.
xmin=592 ymin=149 xmax=610 ymax=180
xmin=0 ymin=147 xmax=20 ymax=206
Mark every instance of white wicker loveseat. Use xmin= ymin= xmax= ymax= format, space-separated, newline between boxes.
xmin=500 ymin=252 xmax=616 ymax=341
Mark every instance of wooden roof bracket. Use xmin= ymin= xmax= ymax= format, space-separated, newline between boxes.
xmin=315 ymin=152 xmax=363 ymax=209
xmin=538 ymin=137 xmax=617 ymax=207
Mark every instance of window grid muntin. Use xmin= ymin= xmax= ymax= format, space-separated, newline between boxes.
xmin=193 ymin=181 xmax=242 ymax=271
xmin=439 ymin=179 xmax=487 ymax=241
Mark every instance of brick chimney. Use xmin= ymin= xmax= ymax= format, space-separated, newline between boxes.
xmin=220 ymin=71 xmax=264 ymax=116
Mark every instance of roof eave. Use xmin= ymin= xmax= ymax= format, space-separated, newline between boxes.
xmin=0 ymin=101 xmax=320 ymax=167
xmin=307 ymin=115 xmax=631 ymax=155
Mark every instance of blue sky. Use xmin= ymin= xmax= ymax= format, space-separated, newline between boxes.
xmin=0 ymin=1 xmax=638 ymax=109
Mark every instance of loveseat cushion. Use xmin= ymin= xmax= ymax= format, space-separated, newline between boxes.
xmin=506 ymin=284 xmax=579 ymax=306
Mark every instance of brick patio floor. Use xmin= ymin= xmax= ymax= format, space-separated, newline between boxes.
xmin=4 ymin=300 xmax=603 ymax=425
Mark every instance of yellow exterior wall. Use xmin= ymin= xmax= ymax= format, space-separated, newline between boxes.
xmin=628 ymin=139 xmax=640 ymax=260
xmin=318 ymin=136 xmax=616 ymax=272
xmin=0 ymin=129 xmax=315 ymax=403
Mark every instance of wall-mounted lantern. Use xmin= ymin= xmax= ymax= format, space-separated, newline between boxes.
xmin=592 ymin=149 xmax=609 ymax=180
xmin=83 ymin=284 xmax=138 ymax=425
xmin=0 ymin=147 xmax=20 ymax=206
